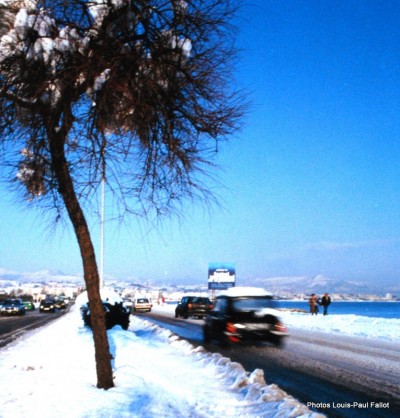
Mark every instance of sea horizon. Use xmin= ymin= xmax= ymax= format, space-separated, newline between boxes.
xmin=277 ymin=300 xmax=400 ymax=320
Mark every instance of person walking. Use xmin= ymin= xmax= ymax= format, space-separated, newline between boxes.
xmin=320 ymin=293 xmax=331 ymax=315
xmin=308 ymin=293 xmax=319 ymax=315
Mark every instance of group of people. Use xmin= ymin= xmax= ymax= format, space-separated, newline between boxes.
xmin=308 ymin=293 xmax=331 ymax=315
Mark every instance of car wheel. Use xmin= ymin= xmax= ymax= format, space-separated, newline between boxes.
xmin=203 ymin=326 xmax=211 ymax=343
xmin=183 ymin=313 xmax=189 ymax=319
xmin=121 ymin=319 xmax=130 ymax=330
xmin=219 ymin=334 xmax=231 ymax=349
xmin=271 ymin=336 xmax=284 ymax=348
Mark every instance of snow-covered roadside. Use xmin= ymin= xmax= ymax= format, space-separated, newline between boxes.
xmin=0 ymin=305 xmax=324 ymax=418
xmin=278 ymin=311 xmax=400 ymax=341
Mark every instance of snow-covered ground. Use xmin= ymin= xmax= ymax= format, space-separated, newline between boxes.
xmin=1 ymin=297 xmax=398 ymax=418
xmin=277 ymin=310 xmax=400 ymax=341
xmin=0 ymin=305 xmax=323 ymax=418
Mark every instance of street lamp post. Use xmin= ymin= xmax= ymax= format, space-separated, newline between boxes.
xmin=99 ymin=174 xmax=105 ymax=288
xmin=99 ymin=140 xmax=106 ymax=289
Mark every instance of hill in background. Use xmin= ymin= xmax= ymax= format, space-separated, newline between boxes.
xmin=1 ymin=268 xmax=398 ymax=297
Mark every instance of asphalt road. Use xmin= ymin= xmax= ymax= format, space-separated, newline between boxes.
xmin=0 ymin=309 xmax=66 ymax=348
xmin=143 ymin=311 xmax=400 ymax=418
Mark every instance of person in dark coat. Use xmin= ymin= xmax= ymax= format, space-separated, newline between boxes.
xmin=320 ymin=293 xmax=331 ymax=315
xmin=308 ymin=294 xmax=319 ymax=315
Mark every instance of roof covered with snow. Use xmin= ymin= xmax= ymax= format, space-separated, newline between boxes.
xmin=217 ymin=287 xmax=273 ymax=298
xmin=76 ymin=287 xmax=123 ymax=306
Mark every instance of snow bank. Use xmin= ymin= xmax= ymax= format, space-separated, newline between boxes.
xmin=0 ymin=305 xmax=323 ymax=418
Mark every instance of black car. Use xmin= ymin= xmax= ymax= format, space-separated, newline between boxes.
xmin=203 ymin=287 xmax=288 ymax=347
xmin=175 ymin=296 xmax=213 ymax=319
xmin=0 ymin=299 xmax=26 ymax=316
xmin=39 ymin=298 xmax=56 ymax=313
xmin=54 ymin=298 xmax=67 ymax=310
xmin=81 ymin=301 xmax=131 ymax=330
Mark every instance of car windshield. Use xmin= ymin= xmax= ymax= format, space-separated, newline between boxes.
xmin=190 ymin=297 xmax=210 ymax=304
xmin=137 ymin=299 xmax=149 ymax=303
xmin=232 ymin=296 xmax=277 ymax=312
xmin=3 ymin=299 xmax=21 ymax=306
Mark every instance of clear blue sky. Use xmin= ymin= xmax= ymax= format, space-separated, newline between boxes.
xmin=1 ymin=0 xmax=400 ymax=287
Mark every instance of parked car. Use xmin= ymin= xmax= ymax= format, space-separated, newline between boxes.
xmin=132 ymin=298 xmax=152 ymax=313
xmin=0 ymin=299 xmax=26 ymax=316
xmin=79 ymin=288 xmax=131 ymax=330
xmin=39 ymin=298 xmax=56 ymax=313
xmin=22 ymin=300 xmax=35 ymax=311
xmin=81 ymin=300 xmax=131 ymax=330
xmin=203 ymin=287 xmax=288 ymax=347
xmin=175 ymin=296 xmax=213 ymax=319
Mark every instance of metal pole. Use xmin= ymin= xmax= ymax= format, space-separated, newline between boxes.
xmin=99 ymin=175 xmax=105 ymax=288
xmin=99 ymin=138 xmax=106 ymax=289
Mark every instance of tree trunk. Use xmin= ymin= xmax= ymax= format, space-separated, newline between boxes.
xmin=48 ymin=126 xmax=114 ymax=389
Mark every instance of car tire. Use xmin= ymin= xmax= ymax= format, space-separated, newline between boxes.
xmin=271 ymin=336 xmax=284 ymax=348
xmin=203 ymin=326 xmax=211 ymax=343
xmin=219 ymin=334 xmax=231 ymax=349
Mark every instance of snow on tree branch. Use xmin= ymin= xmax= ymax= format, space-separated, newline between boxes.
xmin=0 ymin=0 xmax=243 ymax=212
